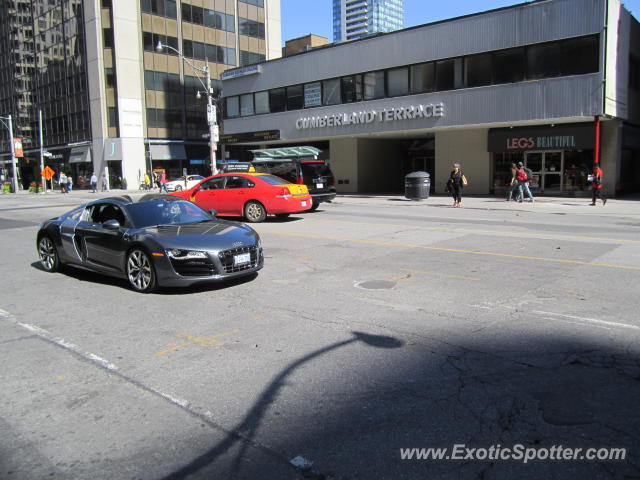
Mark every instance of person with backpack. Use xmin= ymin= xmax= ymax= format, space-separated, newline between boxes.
xmin=590 ymin=164 xmax=606 ymax=206
xmin=515 ymin=162 xmax=534 ymax=202
xmin=506 ymin=162 xmax=519 ymax=201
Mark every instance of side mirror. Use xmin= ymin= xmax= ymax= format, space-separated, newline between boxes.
xmin=103 ymin=219 xmax=121 ymax=231
xmin=209 ymin=209 xmax=218 ymax=217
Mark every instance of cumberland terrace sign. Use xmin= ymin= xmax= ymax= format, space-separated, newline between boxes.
xmin=295 ymin=103 xmax=444 ymax=130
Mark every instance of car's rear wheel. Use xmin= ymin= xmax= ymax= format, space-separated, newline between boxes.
xmin=244 ymin=201 xmax=267 ymax=223
xmin=126 ymin=248 xmax=157 ymax=293
xmin=175 ymin=185 xmax=182 ymax=191
xmin=38 ymin=235 xmax=61 ymax=272
xmin=275 ymin=213 xmax=290 ymax=219
xmin=309 ymin=200 xmax=320 ymax=211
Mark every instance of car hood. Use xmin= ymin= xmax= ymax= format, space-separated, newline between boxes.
xmin=141 ymin=220 xmax=259 ymax=250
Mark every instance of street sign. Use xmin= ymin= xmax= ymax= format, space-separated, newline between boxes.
xmin=42 ymin=166 xmax=55 ymax=180
xmin=207 ymin=104 xmax=217 ymax=125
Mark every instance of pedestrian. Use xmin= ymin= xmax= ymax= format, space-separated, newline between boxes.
xmin=160 ymin=170 xmax=167 ymax=193
xmin=102 ymin=175 xmax=109 ymax=192
xmin=589 ymin=164 xmax=606 ymax=205
xmin=515 ymin=162 xmax=535 ymax=202
xmin=59 ymin=172 xmax=67 ymax=193
xmin=67 ymin=173 xmax=73 ymax=193
xmin=506 ymin=162 xmax=519 ymax=201
xmin=446 ymin=163 xmax=467 ymax=207
xmin=90 ymin=172 xmax=98 ymax=193
xmin=154 ymin=171 xmax=161 ymax=192
xmin=144 ymin=172 xmax=151 ymax=190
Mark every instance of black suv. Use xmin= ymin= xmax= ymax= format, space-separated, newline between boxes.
xmin=251 ymin=159 xmax=336 ymax=210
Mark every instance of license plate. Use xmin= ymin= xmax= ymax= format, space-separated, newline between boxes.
xmin=233 ymin=253 xmax=251 ymax=265
xmin=301 ymin=201 xmax=307 ymax=207
xmin=316 ymin=183 xmax=323 ymax=189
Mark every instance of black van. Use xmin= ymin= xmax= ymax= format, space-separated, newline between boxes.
xmin=251 ymin=158 xmax=336 ymax=210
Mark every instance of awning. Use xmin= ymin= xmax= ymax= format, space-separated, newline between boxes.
xmin=69 ymin=146 xmax=92 ymax=163
xmin=249 ymin=146 xmax=320 ymax=159
xmin=149 ymin=143 xmax=187 ymax=160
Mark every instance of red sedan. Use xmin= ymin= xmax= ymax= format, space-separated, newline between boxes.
xmin=169 ymin=173 xmax=312 ymax=222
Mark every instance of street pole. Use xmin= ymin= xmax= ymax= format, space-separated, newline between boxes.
xmin=205 ymin=63 xmax=218 ymax=175
xmin=8 ymin=115 xmax=18 ymax=194
xmin=39 ymin=110 xmax=45 ymax=193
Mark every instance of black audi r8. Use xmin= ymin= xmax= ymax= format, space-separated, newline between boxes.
xmin=36 ymin=194 xmax=263 ymax=293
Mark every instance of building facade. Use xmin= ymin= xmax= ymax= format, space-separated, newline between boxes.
xmin=333 ymin=0 xmax=404 ymax=42
xmin=222 ymin=0 xmax=640 ymax=197
xmin=0 ymin=0 xmax=281 ymax=191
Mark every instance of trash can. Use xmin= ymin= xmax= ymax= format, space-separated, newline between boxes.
xmin=405 ymin=171 xmax=430 ymax=200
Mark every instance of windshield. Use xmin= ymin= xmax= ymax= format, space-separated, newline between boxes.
xmin=127 ymin=200 xmax=211 ymax=228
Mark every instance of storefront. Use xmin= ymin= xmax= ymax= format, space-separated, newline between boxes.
xmin=148 ymin=142 xmax=187 ymax=180
xmin=489 ymin=123 xmax=596 ymax=196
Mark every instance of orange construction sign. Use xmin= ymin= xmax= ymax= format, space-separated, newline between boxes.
xmin=42 ymin=166 xmax=55 ymax=180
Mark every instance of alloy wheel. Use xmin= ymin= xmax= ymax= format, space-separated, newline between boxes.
xmin=127 ymin=249 xmax=155 ymax=292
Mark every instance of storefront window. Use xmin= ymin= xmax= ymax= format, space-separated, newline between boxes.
xmin=563 ymin=150 xmax=592 ymax=191
xmin=410 ymin=63 xmax=435 ymax=94
xmin=269 ymin=88 xmax=286 ymax=112
xmin=387 ymin=67 xmax=408 ymax=97
xmin=255 ymin=91 xmax=270 ymax=114
xmin=492 ymin=152 xmax=523 ymax=191
xmin=322 ymin=78 xmax=340 ymax=105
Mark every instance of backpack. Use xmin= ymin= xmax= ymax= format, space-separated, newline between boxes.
xmin=516 ymin=169 xmax=528 ymax=181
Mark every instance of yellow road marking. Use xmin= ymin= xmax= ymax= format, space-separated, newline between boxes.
xmin=259 ymin=230 xmax=640 ymax=271
xmin=307 ymin=219 xmax=640 ymax=244
xmin=154 ymin=329 xmax=240 ymax=357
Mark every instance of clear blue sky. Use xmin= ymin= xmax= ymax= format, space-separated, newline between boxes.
xmin=281 ymin=0 xmax=640 ymax=44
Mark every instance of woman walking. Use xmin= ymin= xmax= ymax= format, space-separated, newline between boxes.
xmin=447 ymin=163 xmax=467 ymax=207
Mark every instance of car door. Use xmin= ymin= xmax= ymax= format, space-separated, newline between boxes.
xmin=58 ymin=206 xmax=84 ymax=263
xmin=74 ymin=203 xmax=128 ymax=272
xmin=217 ymin=175 xmax=256 ymax=216
xmin=191 ymin=177 xmax=226 ymax=212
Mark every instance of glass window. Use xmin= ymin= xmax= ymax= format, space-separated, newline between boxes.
xmin=465 ymin=53 xmax=493 ymax=88
xmin=286 ymin=85 xmax=304 ymax=110
xmin=526 ymin=42 xmax=562 ymax=79
xmin=181 ymin=3 xmax=192 ymax=22
xmin=105 ymin=67 xmax=115 ymax=88
xmin=304 ymin=82 xmax=322 ymax=108
xmin=269 ymin=88 xmax=286 ymax=112
xmin=255 ymin=91 xmax=270 ymax=114
xmin=165 ymin=0 xmax=177 ymax=19
xmin=410 ymin=63 xmax=435 ymax=94
xmin=562 ymin=35 xmax=599 ymax=76
xmin=183 ymin=39 xmax=193 ymax=58
xmin=341 ymin=75 xmax=362 ymax=103
xmin=435 ymin=59 xmax=454 ymax=91
xmin=387 ymin=67 xmax=408 ymax=96
xmin=493 ymin=47 xmax=525 ymax=84
xmin=322 ymin=78 xmax=340 ymax=105
xmin=363 ymin=71 xmax=385 ymax=100
xmin=193 ymin=42 xmax=205 ymax=60
xmin=192 ymin=6 xmax=203 ymax=24
xmin=226 ymin=96 xmax=239 ymax=117
xmin=240 ymin=93 xmax=254 ymax=116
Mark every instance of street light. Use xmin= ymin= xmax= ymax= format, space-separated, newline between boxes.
xmin=156 ymin=41 xmax=219 ymax=175
xmin=0 ymin=114 xmax=19 ymax=194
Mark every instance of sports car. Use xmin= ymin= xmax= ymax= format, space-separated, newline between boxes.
xmin=36 ymin=194 xmax=263 ymax=293
xmin=164 ymin=174 xmax=205 ymax=192
xmin=169 ymin=172 xmax=312 ymax=222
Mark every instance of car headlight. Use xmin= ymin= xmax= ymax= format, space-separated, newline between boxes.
xmin=166 ymin=249 xmax=208 ymax=260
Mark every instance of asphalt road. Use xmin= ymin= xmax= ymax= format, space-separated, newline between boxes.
xmin=1 ymin=190 xmax=640 ymax=480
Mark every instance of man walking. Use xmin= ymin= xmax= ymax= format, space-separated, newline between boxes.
xmin=515 ymin=162 xmax=534 ymax=202
xmin=506 ymin=163 xmax=519 ymax=201
xmin=590 ymin=164 xmax=606 ymax=205
xmin=90 ymin=172 xmax=98 ymax=193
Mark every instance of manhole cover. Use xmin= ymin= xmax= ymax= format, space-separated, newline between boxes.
xmin=355 ymin=280 xmax=396 ymax=290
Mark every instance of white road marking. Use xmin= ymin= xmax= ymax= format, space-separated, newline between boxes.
xmin=533 ymin=310 xmax=640 ymax=332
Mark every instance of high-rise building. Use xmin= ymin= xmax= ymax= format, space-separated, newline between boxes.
xmin=332 ymin=0 xmax=404 ymax=42
xmin=0 ymin=0 xmax=281 ymax=191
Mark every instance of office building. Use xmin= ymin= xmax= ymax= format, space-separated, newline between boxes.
xmin=0 ymin=0 xmax=281 ymax=190
xmin=221 ymin=0 xmax=640 ymax=197
xmin=333 ymin=0 xmax=404 ymax=42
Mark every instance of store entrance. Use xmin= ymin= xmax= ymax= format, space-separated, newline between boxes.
xmin=524 ymin=151 xmax=563 ymax=194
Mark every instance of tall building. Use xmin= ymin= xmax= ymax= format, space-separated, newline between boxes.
xmin=333 ymin=0 xmax=404 ymax=42
xmin=0 ymin=0 xmax=281 ymax=191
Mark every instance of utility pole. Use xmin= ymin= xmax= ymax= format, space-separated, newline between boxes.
xmin=39 ymin=110 xmax=45 ymax=192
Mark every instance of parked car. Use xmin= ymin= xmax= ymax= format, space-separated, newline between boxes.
xmin=251 ymin=158 xmax=336 ymax=210
xmin=36 ymin=194 xmax=263 ymax=293
xmin=164 ymin=174 xmax=205 ymax=192
xmin=170 ymin=173 xmax=312 ymax=222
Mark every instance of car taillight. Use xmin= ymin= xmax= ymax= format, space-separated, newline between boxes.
xmin=275 ymin=187 xmax=291 ymax=198
xmin=296 ymin=176 xmax=304 ymax=185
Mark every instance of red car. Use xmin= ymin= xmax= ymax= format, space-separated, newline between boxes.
xmin=170 ymin=173 xmax=312 ymax=222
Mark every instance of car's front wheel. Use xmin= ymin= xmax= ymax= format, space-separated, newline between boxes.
xmin=126 ymin=248 xmax=157 ymax=293
xmin=244 ymin=201 xmax=267 ymax=223
xmin=38 ymin=235 xmax=61 ymax=272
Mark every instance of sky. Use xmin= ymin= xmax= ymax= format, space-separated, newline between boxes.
xmin=280 ymin=0 xmax=640 ymax=44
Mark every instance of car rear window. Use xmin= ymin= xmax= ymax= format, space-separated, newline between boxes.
xmin=301 ymin=162 xmax=332 ymax=177
xmin=258 ymin=175 xmax=291 ymax=185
